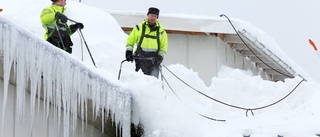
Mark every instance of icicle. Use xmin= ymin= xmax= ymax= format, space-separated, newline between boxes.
xmin=15 ymin=30 xmax=27 ymax=120
xmin=1 ymin=22 xmax=14 ymax=135
xmin=35 ymin=41 xmax=44 ymax=115
xmin=25 ymin=38 xmax=37 ymax=135
xmin=0 ymin=17 xmax=133 ymax=137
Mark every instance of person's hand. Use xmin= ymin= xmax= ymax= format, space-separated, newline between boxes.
xmin=55 ymin=12 xmax=68 ymax=23
xmin=70 ymin=23 xmax=84 ymax=33
xmin=75 ymin=23 xmax=84 ymax=29
xmin=126 ymin=50 xmax=133 ymax=62
xmin=155 ymin=55 xmax=163 ymax=65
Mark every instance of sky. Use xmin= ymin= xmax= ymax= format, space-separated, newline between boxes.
xmin=2 ymin=0 xmax=320 ymax=137
xmin=79 ymin=0 xmax=320 ymax=82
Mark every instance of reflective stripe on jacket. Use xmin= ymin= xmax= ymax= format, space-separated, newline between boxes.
xmin=126 ymin=19 xmax=168 ymax=57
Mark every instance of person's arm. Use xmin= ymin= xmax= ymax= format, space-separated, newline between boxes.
xmin=40 ymin=8 xmax=55 ymax=25
xmin=126 ymin=25 xmax=140 ymax=51
xmin=158 ymin=29 xmax=168 ymax=57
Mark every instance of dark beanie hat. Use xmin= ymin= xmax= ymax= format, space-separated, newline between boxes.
xmin=147 ymin=7 xmax=160 ymax=17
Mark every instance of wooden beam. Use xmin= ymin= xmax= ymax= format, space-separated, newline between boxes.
xmin=122 ymin=27 xmax=133 ymax=31
xmin=240 ymin=50 xmax=263 ymax=57
xmin=166 ymin=30 xmax=217 ymax=35
xmin=217 ymin=33 xmax=224 ymax=41
xmin=232 ymin=43 xmax=248 ymax=50
xmin=249 ymin=56 xmax=271 ymax=63
xmin=272 ymin=74 xmax=287 ymax=81
xmin=263 ymin=68 xmax=286 ymax=75
xmin=256 ymin=62 xmax=279 ymax=69
xmin=224 ymin=34 xmax=242 ymax=43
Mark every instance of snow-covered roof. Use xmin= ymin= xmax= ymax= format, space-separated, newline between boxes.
xmin=110 ymin=11 xmax=235 ymax=34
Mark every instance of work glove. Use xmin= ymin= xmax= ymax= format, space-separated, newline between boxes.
xmin=55 ymin=12 xmax=68 ymax=23
xmin=155 ymin=55 xmax=163 ymax=65
xmin=70 ymin=23 xmax=84 ymax=33
xmin=126 ymin=50 xmax=133 ymax=62
xmin=75 ymin=23 xmax=84 ymax=29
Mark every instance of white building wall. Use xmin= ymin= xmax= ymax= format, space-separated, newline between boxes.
xmin=188 ymin=35 xmax=218 ymax=85
xmin=164 ymin=34 xmax=188 ymax=66
xmin=163 ymin=34 xmax=259 ymax=86
xmin=0 ymin=79 xmax=107 ymax=137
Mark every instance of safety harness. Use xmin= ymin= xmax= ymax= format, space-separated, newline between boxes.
xmin=46 ymin=7 xmax=73 ymax=52
xmin=136 ymin=21 xmax=161 ymax=54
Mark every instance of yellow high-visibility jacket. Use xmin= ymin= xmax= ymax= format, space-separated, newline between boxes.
xmin=40 ymin=4 xmax=74 ymax=40
xmin=126 ymin=19 xmax=168 ymax=57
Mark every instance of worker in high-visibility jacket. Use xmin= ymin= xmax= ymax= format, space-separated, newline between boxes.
xmin=40 ymin=0 xmax=84 ymax=54
xmin=125 ymin=7 xmax=168 ymax=78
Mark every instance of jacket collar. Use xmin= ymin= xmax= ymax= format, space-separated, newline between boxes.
xmin=51 ymin=4 xmax=66 ymax=13
xmin=144 ymin=19 xmax=160 ymax=26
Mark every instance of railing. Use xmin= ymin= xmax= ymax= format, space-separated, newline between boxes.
xmin=0 ymin=16 xmax=132 ymax=137
xmin=238 ymin=29 xmax=296 ymax=78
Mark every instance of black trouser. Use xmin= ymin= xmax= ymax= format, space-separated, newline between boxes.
xmin=47 ymin=28 xmax=73 ymax=54
xmin=134 ymin=49 xmax=160 ymax=78
xmin=47 ymin=37 xmax=72 ymax=53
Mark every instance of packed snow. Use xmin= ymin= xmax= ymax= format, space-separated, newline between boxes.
xmin=2 ymin=0 xmax=320 ymax=137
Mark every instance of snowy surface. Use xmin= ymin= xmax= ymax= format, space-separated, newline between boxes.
xmin=2 ymin=0 xmax=320 ymax=137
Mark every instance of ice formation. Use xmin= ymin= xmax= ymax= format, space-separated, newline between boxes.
xmin=0 ymin=17 xmax=132 ymax=137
